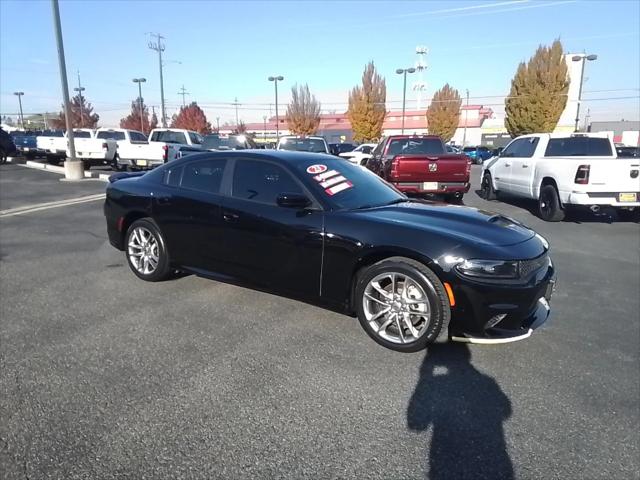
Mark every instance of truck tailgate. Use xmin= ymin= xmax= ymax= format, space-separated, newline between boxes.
xmin=391 ymin=154 xmax=470 ymax=182
xmin=586 ymin=158 xmax=640 ymax=192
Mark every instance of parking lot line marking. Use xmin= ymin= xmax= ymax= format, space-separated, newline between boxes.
xmin=0 ymin=194 xmax=106 ymax=218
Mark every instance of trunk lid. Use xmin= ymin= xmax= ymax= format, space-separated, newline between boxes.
xmin=390 ymin=154 xmax=470 ymax=182
xmin=585 ymin=158 xmax=640 ymax=192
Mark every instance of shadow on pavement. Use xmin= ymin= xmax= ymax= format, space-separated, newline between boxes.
xmin=407 ymin=343 xmax=514 ymax=480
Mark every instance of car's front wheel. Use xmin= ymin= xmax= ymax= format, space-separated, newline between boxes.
xmin=355 ymin=257 xmax=450 ymax=352
xmin=125 ymin=218 xmax=172 ymax=281
xmin=480 ymin=172 xmax=497 ymax=200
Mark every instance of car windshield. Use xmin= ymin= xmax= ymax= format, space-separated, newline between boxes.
xmin=293 ymin=157 xmax=405 ymax=210
xmin=97 ymin=131 xmax=125 ymax=141
xmin=279 ymin=137 xmax=327 ymax=153
xmin=544 ymin=137 xmax=613 ymax=156
xmin=202 ymin=135 xmax=247 ymax=150
xmin=151 ymin=130 xmax=187 ymax=143
xmin=73 ymin=131 xmax=92 ymax=138
xmin=388 ymin=138 xmax=445 ymax=155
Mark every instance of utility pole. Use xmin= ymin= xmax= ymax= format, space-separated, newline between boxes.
xmin=232 ymin=97 xmax=240 ymax=126
xmin=13 ymin=92 xmax=25 ymax=129
xmin=51 ymin=0 xmax=81 ymax=180
xmin=74 ymin=70 xmax=85 ymax=127
xmin=462 ymin=89 xmax=469 ymax=147
xmin=178 ymin=85 xmax=189 ymax=107
xmin=148 ymin=33 xmax=167 ymax=127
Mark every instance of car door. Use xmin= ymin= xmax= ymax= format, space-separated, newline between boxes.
xmin=218 ymin=158 xmax=324 ymax=298
xmin=152 ymin=156 xmax=230 ymax=270
xmin=492 ymin=139 xmax=523 ymax=193
xmin=508 ymin=137 xmax=540 ymax=197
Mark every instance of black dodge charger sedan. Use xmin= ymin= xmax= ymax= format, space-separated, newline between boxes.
xmin=104 ymin=150 xmax=555 ymax=352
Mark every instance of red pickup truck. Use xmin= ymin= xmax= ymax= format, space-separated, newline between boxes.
xmin=365 ymin=135 xmax=471 ymax=201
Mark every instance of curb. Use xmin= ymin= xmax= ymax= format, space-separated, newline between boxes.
xmin=18 ymin=159 xmax=112 ymax=183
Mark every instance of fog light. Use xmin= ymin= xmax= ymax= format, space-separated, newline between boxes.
xmin=486 ymin=314 xmax=507 ymax=329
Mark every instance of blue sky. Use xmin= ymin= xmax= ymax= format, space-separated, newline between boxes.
xmin=1 ymin=0 xmax=638 ymax=126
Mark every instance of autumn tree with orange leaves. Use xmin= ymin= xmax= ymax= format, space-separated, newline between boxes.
xmin=171 ymin=102 xmax=212 ymax=134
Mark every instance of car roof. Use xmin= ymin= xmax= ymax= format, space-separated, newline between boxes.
xmin=387 ymin=135 xmax=441 ymax=139
xmin=170 ymin=149 xmax=333 ymax=168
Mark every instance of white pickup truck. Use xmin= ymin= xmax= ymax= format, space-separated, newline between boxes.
xmin=480 ymin=133 xmax=640 ymax=221
xmin=95 ymin=128 xmax=204 ymax=170
xmin=37 ymin=130 xmax=67 ymax=164
xmin=36 ymin=129 xmax=117 ymax=167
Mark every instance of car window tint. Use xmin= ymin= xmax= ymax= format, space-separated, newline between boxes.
xmin=97 ymin=131 xmax=126 ymax=141
xmin=188 ymin=132 xmax=202 ymax=145
xmin=514 ymin=137 xmax=539 ymax=157
xmin=180 ymin=158 xmax=227 ymax=194
xmin=152 ymin=131 xmax=187 ymax=144
xmin=361 ymin=146 xmax=373 ymax=154
xmin=130 ymin=132 xmax=148 ymax=142
xmin=500 ymin=139 xmax=523 ymax=157
xmin=544 ymin=137 xmax=613 ymax=156
xmin=164 ymin=165 xmax=183 ymax=187
xmin=387 ymin=138 xmax=445 ymax=155
xmin=232 ymin=160 xmax=303 ymax=205
xmin=73 ymin=131 xmax=92 ymax=138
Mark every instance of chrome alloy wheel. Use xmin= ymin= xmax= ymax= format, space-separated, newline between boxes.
xmin=127 ymin=226 xmax=159 ymax=275
xmin=362 ymin=272 xmax=432 ymax=344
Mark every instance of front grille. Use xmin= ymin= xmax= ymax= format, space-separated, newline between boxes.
xmin=519 ymin=253 xmax=549 ymax=278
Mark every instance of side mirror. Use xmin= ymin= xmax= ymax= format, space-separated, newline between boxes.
xmin=277 ymin=193 xmax=311 ymax=209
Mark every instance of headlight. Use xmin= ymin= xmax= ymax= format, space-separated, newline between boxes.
xmin=455 ymin=259 xmax=519 ymax=279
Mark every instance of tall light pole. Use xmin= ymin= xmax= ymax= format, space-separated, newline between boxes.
xmin=51 ymin=0 xmax=81 ymax=180
xmin=572 ymin=53 xmax=597 ymax=132
xmin=74 ymin=70 xmax=85 ymax=127
xmin=148 ymin=33 xmax=167 ymax=127
xmin=13 ymin=92 xmax=25 ymax=129
xmin=132 ymin=78 xmax=146 ymax=133
xmin=268 ymin=76 xmax=284 ymax=140
xmin=396 ymin=67 xmax=416 ymax=134
xmin=462 ymin=89 xmax=469 ymax=147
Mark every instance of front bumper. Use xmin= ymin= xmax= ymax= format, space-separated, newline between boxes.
xmin=393 ymin=181 xmax=470 ymax=195
xmin=446 ymin=261 xmax=555 ymax=343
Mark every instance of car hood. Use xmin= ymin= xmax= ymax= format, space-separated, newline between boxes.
xmin=352 ymin=201 xmax=536 ymax=247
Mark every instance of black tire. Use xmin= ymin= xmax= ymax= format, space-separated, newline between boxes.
xmin=480 ymin=172 xmax=497 ymax=200
xmin=354 ymin=256 xmax=450 ymax=353
xmin=124 ymin=218 xmax=172 ymax=282
xmin=538 ymin=184 xmax=565 ymax=222
xmin=0 ymin=148 xmax=6 ymax=164
xmin=443 ymin=194 xmax=463 ymax=204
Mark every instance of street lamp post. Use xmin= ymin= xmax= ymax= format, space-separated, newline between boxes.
xmin=396 ymin=67 xmax=416 ymax=134
xmin=50 ymin=0 xmax=82 ymax=180
xmin=268 ymin=75 xmax=284 ymax=140
xmin=13 ymin=92 xmax=25 ymax=129
xmin=572 ymin=53 xmax=597 ymax=132
xmin=74 ymin=70 xmax=85 ymax=127
xmin=132 ymin=78 xmax=147 ymax=133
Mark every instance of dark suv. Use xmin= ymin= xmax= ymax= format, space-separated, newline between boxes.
xmin=0 ymin=127 xmax=18 ymax=163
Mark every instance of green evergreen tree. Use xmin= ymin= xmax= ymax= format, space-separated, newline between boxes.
xmin=505 ymin=39 xmax=569 ymax=137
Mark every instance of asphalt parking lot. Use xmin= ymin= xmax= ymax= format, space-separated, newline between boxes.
xmin=1 ymin=163 xmax=638 ymax=479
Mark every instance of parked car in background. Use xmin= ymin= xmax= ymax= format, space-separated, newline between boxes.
xmin=202 ymin=133 xmax=257 ymax=151
xmin=10 ymin=130 xmax=42 ymax=159
xmin=104 ymin=150 xmax=554 ymax=351
xmin=463 ymin=146 xmax=493 ymax=164
xmin=365 ymin=135 xmax=471 ymax=202
xmin=96 ymin=128 xmax=150 ymax=170
xmin=492 ymin=147 xmax=505 ymax=157
xmin=37 ymin=130 xmax=67 ymax=164
xmin=480 ymin=133 xmax=640 ymax=221
xmin=135 ymin=128 xmax=205 ymax=169
xmin=66 ymin=129 xmax=118 ymax=168
xmin=329 ymin=143 xmax=356 ymax=156
xmin=277 ymin=135 xmax=329 ymax=153
xmin=446 ymin=144 xmax=461 ymax=154
xmin=616 ymin=146 xmax=639 ymax=158
xmin=339 ymin=143 xmax=376 ymax=164
xmin=0 ymin=127 xmax=18 ymax=163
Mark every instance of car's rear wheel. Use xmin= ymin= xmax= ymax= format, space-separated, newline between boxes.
xmin=125 ymin=218 xmax=171 ymax=282
xmin=539 ymin=184 xmax=565 ymax=222
xmin=355 ymin=257 xmax=450 ymax=352
xmin=480 ymin=172 xmax=497 ymax=200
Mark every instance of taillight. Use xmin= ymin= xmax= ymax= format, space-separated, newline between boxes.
xmin=162 ymin=145 xmax=169 ymax=162
xmin=574 ymin=165 xmax=590 ymax=184
xmin=390 ymin=157 xmax=400 ymax=179
xmin=466 ymin=159 xmax=472 ymax=176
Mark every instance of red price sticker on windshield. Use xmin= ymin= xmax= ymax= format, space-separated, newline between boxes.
xmin=306 ymin=164 xmax=327 ymax=174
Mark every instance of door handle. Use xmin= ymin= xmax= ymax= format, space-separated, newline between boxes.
xmin=223 ymin=212 xmax=239 ymax=223
xmin=505 ymin=163 xmax=511 ymax=167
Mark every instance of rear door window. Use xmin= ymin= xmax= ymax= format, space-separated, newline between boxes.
xmin=544 ymin=137 xmax=613 ymax=156
xmin=180 ymin=158 xmax=227 ymax=194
